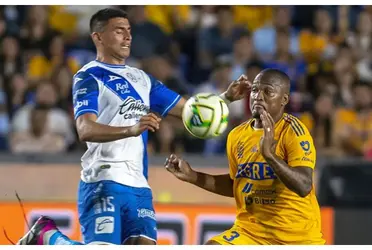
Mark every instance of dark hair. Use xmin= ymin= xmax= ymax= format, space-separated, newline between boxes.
xmin=90 ymin=8 xmax=128 ymax=33
xmin=261 ymin=68 xmax=291 ymax=93
xmin=261 ymin=68 xmax=290 ymax=83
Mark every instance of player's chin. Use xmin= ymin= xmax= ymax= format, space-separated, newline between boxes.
xmin=251 ymin=110 xmax=260 ymax=119
xmin=118 ymin=49 xmax=130 ymax=59
xmin=251 ymin=107 xmax=264 ymax=119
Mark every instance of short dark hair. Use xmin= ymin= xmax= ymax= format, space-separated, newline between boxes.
xmin=261 ymin=68 xmax=291 ymax=93
xmin=90 ymin=8 xmax=128 ymax=33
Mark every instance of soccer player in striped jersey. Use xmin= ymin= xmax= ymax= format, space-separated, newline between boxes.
xmin=165 ymin=69 xmax=325 ymax=245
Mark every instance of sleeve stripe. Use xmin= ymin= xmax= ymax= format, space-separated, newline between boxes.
xmin=161 ymin=94 xmax=181 ymax=117
xmin=286 ymin=115 xmax=305 ymax=137
xmin=291 ymin=116 xmax=306 ymax=135
xmin=74 ymin=109 xmax=99 ymax=119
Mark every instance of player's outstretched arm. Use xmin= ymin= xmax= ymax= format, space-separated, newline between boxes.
xmin=76 ymin=113 xmax=161 ymax=142
xmin=164 ymin=154 xmax=234 ymax=197
xmin=166 ymin=75 xmax=251 ymax=119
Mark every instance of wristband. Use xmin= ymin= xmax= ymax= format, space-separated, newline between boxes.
xmin=219 ymin=92 xmax=231 ymax=105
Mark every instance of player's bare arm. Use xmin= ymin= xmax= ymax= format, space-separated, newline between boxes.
xmin=165 ymin=154 xmax=234 ymax=197
xmin=76 ymin=112 xmax=161 ymax=142
xmin=260 ymin=111 xmax=312 ymax=198
xmin=167 ymin=75 xmax=251 ymax=118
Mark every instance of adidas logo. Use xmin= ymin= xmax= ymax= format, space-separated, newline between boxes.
xmin=251 ymin=145 xmax=258 ymax=153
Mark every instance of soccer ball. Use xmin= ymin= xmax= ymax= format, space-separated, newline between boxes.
xmin=182 ymin=93 xmax=229 ymax=139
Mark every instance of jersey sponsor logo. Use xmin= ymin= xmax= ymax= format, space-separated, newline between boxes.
xmin=245 ymin=195 xmax=276 ymax=206
xmin=137 ymin=208 xmax=156 ymax=221
xmin=95 ymin=216 xmax=114 ymax=234
xmin=119 ymin=96 xmax=149 ymax=120
xmin=235 ymin=162 xmax=277 ymax=180
xmin=74 ymin=88 xmax=87 ymax=97
xmin=74 ymin=100 xmax=89 ymax=110
xmin=116 ymin=83 xmax=130 ymax=94
xmin=301 ymin=156 xmax=314 ymax=163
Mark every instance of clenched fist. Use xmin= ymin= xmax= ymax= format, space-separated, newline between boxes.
xmin=128 ymin=113 xmax=161 ymax=137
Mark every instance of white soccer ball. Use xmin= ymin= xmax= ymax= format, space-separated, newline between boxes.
xmin=182 ymin=93 xmax=229 ymax=139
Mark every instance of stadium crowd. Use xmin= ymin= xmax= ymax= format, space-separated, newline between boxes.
xmin=0 ymin=5 xmax=371 ymax=159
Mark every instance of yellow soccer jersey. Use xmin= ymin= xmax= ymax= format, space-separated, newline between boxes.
xmin=226 ymin=113 xmax=325 ymax=244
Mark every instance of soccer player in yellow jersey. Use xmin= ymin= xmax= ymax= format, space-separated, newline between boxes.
xmin=165 ymin=68 xmax=325 ymax=245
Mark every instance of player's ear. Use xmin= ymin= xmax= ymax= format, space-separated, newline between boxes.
xmin=91 ymin=32 xmax=102 ymax=44
xmin=282 ymin=93 xmax=289 ymax=106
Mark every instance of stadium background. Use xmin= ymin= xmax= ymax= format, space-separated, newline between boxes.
xmin=0 ymin=5 xmax=371 ymax=245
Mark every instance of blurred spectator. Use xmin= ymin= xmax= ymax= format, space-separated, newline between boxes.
xmin=5 ymin=73 xmax=27 ymax=116
xmin=19 ymin=6 xmax=55 ymax=56
xmin=11 ymin=82 xmax=75 ymax=149
xmin=346 ymin=10 xmax=372 ymax=60
xmin=51 ymin=66 xmax=73 ymax=113
xmin=145 ymin=6 xmax=191 ymax=34
xmin=145 ymin=56 xmax=189 ymax=154
xmin=333 ymin=82 xmax=372 ymax=157
xmin=127 ymin=6 xmax=171 ymax=60
xmin=0 ymin=35 xmax=23 ymax=83
xmin=188 ymin=6 xmax=217 ymax=30
xmin=253 ymin=6 xmax=299 ymax=60
xmin=233 ymin=6 xmax=273 ymax=32
xmin=198 ymin=6 xmax=247 ymax=69
xmin=0 ymin=11 xmax=7 ymax=38
xmin=10 ymin=105 xmax=67 ymax=154
xmin=299 ymin=8 xmax=339 ymax=63
xmin=332 ymin=44 xmax=356 ymax=107
xmin=263 ymin=30 xmax=307 ymax=92
xmin=229 ymin=32 xmax=256 ymax=81
xmin=48 ymin=6 xmax=110 ymax=37
xmin=27 ymin=33 xmax=80 ymax=84
xmin=300 ymin=93 xmax=339 ymax=156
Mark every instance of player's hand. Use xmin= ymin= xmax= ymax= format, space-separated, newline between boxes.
xmin=260 ymin=111 xmax=277 ymax=159
xmin=164 ymin=154 xmax=197 ymax=183
xmin=128 ymin=113 xmax=161 ymax=137
xmin=224 ymin=74 xmax=251 ymax=102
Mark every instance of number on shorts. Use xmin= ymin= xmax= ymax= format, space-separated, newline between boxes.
xmin=101 ymin=196 xmax=115 ymax=212
xmin=223 ymin=231 xmax=240 ymax=242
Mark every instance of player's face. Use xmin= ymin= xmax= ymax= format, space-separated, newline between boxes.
xmin=101 ymin=17 xmax=132 ymax=60
xmin=250 ymin=73 xmax=286 ymax=119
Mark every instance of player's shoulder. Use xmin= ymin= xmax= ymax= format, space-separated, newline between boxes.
xmin=282 ymin=113 xmax=312 ymax=138
xmin=228 ymin=119 xmax=254 ymax=138
xmin=73 ymin=61 xmax=102 ymax=81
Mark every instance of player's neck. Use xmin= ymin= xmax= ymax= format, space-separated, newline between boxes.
xmin=252 ymin=119 xmax=264 ymax=130
xmin=252 ymin=113 xmax=284 ymax=130
xmin=96 ymin=54 xmax=126 ymax=66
